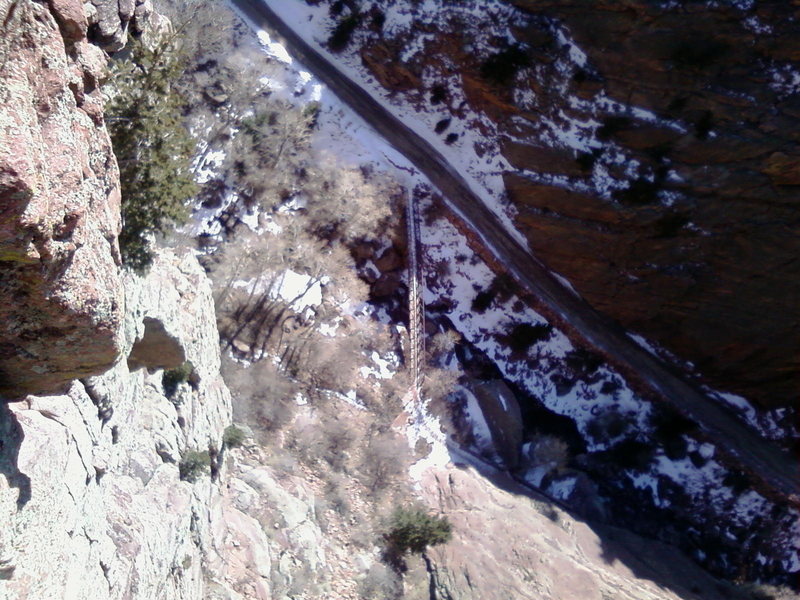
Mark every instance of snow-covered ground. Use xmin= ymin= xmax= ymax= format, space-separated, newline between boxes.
xmin=420 ymin=209 xmax=653 ymax=450
xmin=260 ymin=0 xmax=696 ymax=214
xmin=205 ymin=0 xmax=799 ymax=579
xmin=261 ymin=0 xmax=528 ymax=246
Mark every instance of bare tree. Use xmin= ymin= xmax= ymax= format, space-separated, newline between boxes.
xmin=302 ymin=166 xmax=399 ymax=243
xmin=222 ymin=357 xmax=298 ymax=440
xmin=428 ymin=329 xmax=461 ymax=365
xmin=358 ymin=432 xmax=409 ymax=497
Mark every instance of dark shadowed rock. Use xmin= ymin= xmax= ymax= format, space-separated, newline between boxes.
xmin=127 ymin=318 xmax=186 ymax=371
xmin=374 ymin=246 xmax=403 ymax=273
xmin=471 ymin=379 xmax=523 ymax=468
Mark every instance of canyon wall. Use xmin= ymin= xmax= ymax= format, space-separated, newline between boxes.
xmin=355 ymin=0 xmax=800 ymax=408
xmin=505 ymin=0 xmax=800 ymax=408
xmin=0 ymin=250 xmax=236 ymax=598
xmin=0 ymin=2 xmax=789 ymax=598
xmin=0 ymin=4 xmax=270 ymax=597
xmin=0 ymin=0 xmax=124 ymax=396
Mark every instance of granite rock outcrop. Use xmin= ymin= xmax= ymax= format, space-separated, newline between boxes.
xmin=0 ymin=0 xmax=124 ymax=397
xmin=0 ymin=250 xmax=237 ymax=599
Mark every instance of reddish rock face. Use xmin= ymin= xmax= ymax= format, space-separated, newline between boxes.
xmin=420 ymin=465 xmax=740 ymax=600
xmin=352 ymin=1 xmax=800 ymax=407
xmin=0 ymin=0 xmax=124 ymax=397
xmin=503 ymin=0 xmax=800 ymax=408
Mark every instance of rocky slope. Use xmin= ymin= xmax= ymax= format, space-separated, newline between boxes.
xmin=420 ymin=463 xmax=751 ymax=600
xmin=0 ymin=0 xmax=173 ymax=398
xmin=235 ymin=1 xmax=799 ymax=588
xmin=502 ymin=0 xmax=800 ymax=410
xmin=0 ymin=250 xmax=234 ymax=598
xmin=308 ymin=0 xmax=800 ymax=409
xmin=0 ymin=242 xmax=330 ymax=599
xmin=1 ymin=1 xmax=794 ymax=599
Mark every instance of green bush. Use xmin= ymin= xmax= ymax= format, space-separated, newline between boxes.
xmin=162 ymin=361 xmax=194 ymax=398
xmin=480 ymin=43 xmax=531 ymax=85
xmin=106 ymin=36 xmax=198 ymax=272
xmin=223 ymin=424 xmax=247 ymax=448
xmin=328 ymin=12 xmax=362 ymax=52
xmin=386 ymin=506 xmax=452 ymax=555
xmin=179 ymin=449 xmax=210 ymax=482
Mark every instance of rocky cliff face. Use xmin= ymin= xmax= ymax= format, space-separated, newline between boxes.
xmin=0 ymin=247 xmax=330 ymax=600
xmin=336 ymin=0 xmax=800 ymax=408
xmin=0 ymin=0 xmax=172 ymax=398
xmin=0 ymin=0 xmax=124 ymax=396
xmin=419 ymin=464 xmax=749 ymax=600
xmin=0 ymin=4 xmax=273 ymax=597
xmin=0 ymin=250 xmax=236 ymax=598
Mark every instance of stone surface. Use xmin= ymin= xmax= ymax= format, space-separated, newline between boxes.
xmin=470 ymin=379 xmax=523 ymax=469
xmin=0 ymin=250 xmax=236 ymax=600
xmin=47 ymin=0 xmax=88 ymax=41
xmin=0 ymin=0 xmax=123 ymax=398
xmin=88 ymin=0 xmax=129 ymax=52
xmin=420 ymin=464 xmax=749 ymax=600
xmin=0 ymin=244 xmax=333 ymax=600
xmin=87 ymin=0 xmax=167 ymax=51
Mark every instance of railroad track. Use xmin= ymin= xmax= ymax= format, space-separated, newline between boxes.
xmin=405 ymin=192 xmax=425 ymax=403
xmin=230 ymin=0 xmax=800 ymax=504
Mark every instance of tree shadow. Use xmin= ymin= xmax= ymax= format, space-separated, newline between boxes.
xmin=0 ymin=402 xmax=31 ymax=509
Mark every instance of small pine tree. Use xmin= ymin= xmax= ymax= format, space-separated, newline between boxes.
xmin=386 ymin=506 xmax=452 ymax=555
xmin=179 ymin=449 xmax=210 ymax=482
xmin=106 ymin=35 xmax=198 ymax=272
xmin=328 ymin=12 xmax=361 ymax=52
xmin=162 ymin=361 xmax=194 ymax=398
xmin=223 ymin=424 xmax=247 ymax=448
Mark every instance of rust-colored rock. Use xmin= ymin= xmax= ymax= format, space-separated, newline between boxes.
xmin=354 ymin=0 xmax=800 ymax=407
xmin=47 ymin=0 xmax=87 ymax=42
xmin=0 ymin=0 xmax=123 ymax=397
xmin=420 ymin=465 xmax=745 ymax=600
xmin=763 ymin=152 xmax=800 ymax=185
xmin=359 ymin=42 xmax=421 ymax=93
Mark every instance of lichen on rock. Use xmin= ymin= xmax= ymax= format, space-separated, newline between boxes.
xmin=0 ymin=0 xmax=124 ymax=398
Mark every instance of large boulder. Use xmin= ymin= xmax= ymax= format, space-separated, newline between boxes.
xmin=470 ymin=379 xmax=523 ymax=469
xmin=0 ymin=0 xmax=124 ymax=398
xmin=420 ymin=465 xmax=749 ymax=600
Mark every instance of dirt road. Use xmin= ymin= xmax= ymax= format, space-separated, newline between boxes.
xmin=230 ymin=0 xmax=800 ymax=503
